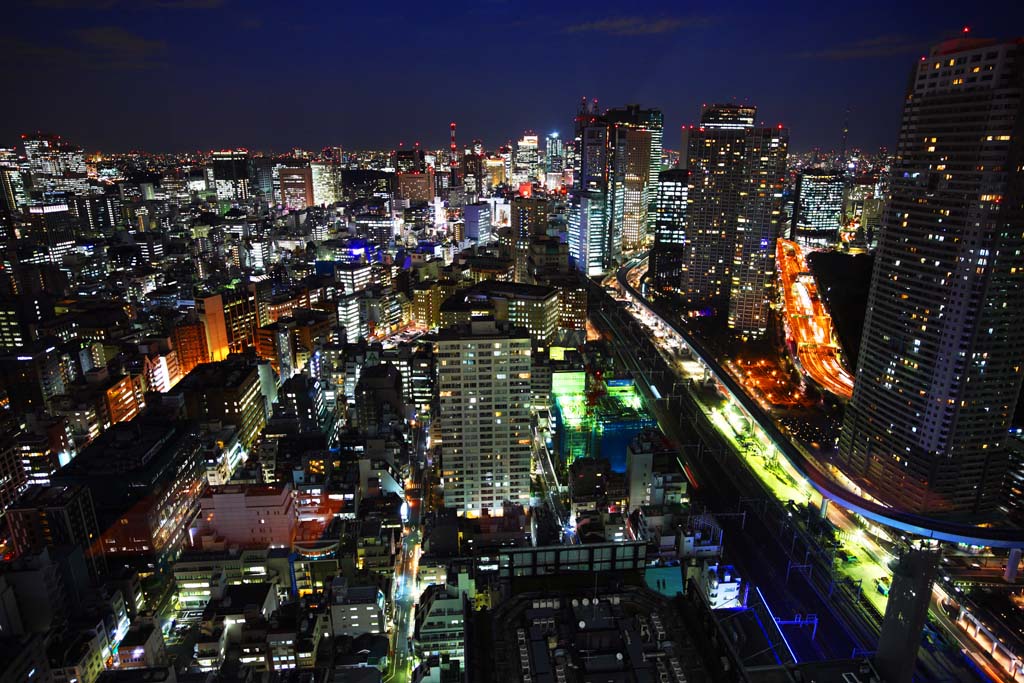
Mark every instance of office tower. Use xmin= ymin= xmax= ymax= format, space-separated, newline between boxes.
xmin=568 ymin=101 xmax=661 ymax=275
xmin=21 ymin=133 xmax=88 ymax=195
xmin=395 ymin=147 xmax=426 ymax=173
xmin=279 ymin=166 xmax=314 ymax=210
xmin=606 ymin=104 xmax=663 ymax=225
xmin=513 ymin=132 xmax=539 ymax=185
xmin=436 ymin=319 xmax=532 ymax=516
xmin=545 ymin=132 xmax=564 ymax=173
xmin=25 ymin=203 xmax=76 ymax=261
xmin=396 ymin=169 xmax=436 ymax=203
xmin=569 ymin=101 xmax=612 ymax=276
xmin=248 ymin=156 xmax=274 ymax=198
xmin=212 ymin=149 xmax=250 ymax=201
xmin=792 ymin=170 xmax=843 ymax=248
xmin=171 ymin=317 xmax=210 ymax=376
xmin=680 ymin=105 xmax=788 ymax=337
xmin=1 ymin=167 xmax=28 ymax=214
xmin=510 ymin=195 xmax=549 ymax=282
xmin=7 ymin=484 xmax=106 ymax=581
xmin=311 ymin=161 xmax=340 ymax=206
xmin=649 ymin=168 xmax=689 ymax=292
xmin=464 ymin=203 xmax=493 ymax=244
xmin=172 ymin=355 xmax=268 ymax=448
xmin=838 ymin=36 xmax=1024 ymax=516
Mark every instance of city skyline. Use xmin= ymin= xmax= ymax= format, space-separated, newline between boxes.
xmin=2 ymin=1 xmax=1023 ymax=153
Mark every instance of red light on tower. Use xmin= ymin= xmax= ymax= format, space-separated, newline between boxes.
xmin=962 ymin=25 xmax=970 ymax=34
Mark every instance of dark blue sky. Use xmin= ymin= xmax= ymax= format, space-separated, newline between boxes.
xmin=3 ymin=0 xmax=1022 ymax=154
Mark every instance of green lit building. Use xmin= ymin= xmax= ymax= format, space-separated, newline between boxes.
xmin=551 ymin=371 xmax=655 ymax=471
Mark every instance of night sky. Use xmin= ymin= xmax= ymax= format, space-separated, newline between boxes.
xmin=3 ymin=0 xmax=1023 ymax=154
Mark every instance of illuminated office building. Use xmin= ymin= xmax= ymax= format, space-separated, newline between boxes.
xmin=545 ymin=132 xmax=564 ymax=173
xmin=21 ymin=133 xmax=88 ymax=195
xmin=311 ymin=161 xmax=340 ymax=206
xmin=838 ymin=36 xmax=1024 ymax=516
xmin=513 ymin=132 xmax=539 ymax=185
xmin=792 ymin=170 xmax=843 ymax=248
xmin=212 ymin=149 xmax=250 ymax=202
xmin=649 ymin=168 xmax=689 ymax=292
xmin=279 ymin=166 xmax=314 ymax=210
xmin=680 ymin=105 xmax=788 ymax=338
xmin=568 ymin=101 xmax=661 ymax=274
xmin=436 ymin=319 xmax=532 ymax=516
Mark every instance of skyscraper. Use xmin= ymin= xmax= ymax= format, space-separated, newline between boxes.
xmin=279 ymin=166 xmax=314 ymax=210
xmin=606 ymin=105 xmax=663 ymax=220
xmin=513 ymin=132 xmax=539 ymax=185
xmin=211 ymin=149 xmax=250 ymax=201
xmin=792 ymin=170 xmax=844 ymax=248
xmin=21 ymin=133 xmax=88 ymax=196
xmin=838 ymin=36 xmax=1024 ymax=516
xmin=545 ymin=132 xmax=564 ymax=173
xmin=568 ymin=102 xmax=612 ymax=276
xmin=311 ymin=160 xmax=340 ymax=206
xmin=649 ymin=168 xmax=689 ymax=292
xmin=436 ymin=319 xmax=532 ymax=516
xmin=680 ymin=105 xmax=788 ymax=337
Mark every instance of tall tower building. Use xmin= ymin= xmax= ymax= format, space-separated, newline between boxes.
xmin=649 ymin=168 xmax=689 ymax=292
xmin=838 ymin=36 xmax=1024 ymax=516
xmin=511 ymin=195 xmax=549 ymax=282
xmin=21 ymin=133 xmax=88 ymax=196
xmin=279 ymin=166 xmax=314 ymax=210
xmin=569 ymin=101 xmax=611 ymax=276
xmin=545 ymin=132 xmax=564 ymax=173
xmin=568 ymin=100 xmax=662 ymax=275
xmin=212 ymin=149 xmax=250 ymax=202
xmin=607 ymin=105 xmax=663 ymax=217
xmin=436 ymin=319 xmax=532 ymax=516
xmin=513 ymin=132 xmax=540 ymax=185
xmin=792 ymin=170 xmax=844 ymax=248
xmin=311 ymin=161 xmax=340 ymax=206
xmin=680 ymin=105 xmax=788 ymax=337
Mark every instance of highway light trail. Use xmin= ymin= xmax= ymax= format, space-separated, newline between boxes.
xmin=776 ymin=239 xmax=855 ymax=400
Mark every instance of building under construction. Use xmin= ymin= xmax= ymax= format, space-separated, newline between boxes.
xmin=551 ymin=369 xmax=656 ymax=471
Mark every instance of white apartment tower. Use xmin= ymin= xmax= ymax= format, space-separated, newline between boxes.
xmin=436 ymin=319 xmax=533 ymax=516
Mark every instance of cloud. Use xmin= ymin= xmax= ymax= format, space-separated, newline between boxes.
xmin=75 ymin=25 xmax=166 ymax=57
xmin=564 ymin=15 xmax=712 ymax=36
xmin=0 ymin=25 xmax=167 ymax=70
xmin=797 ymin=34 xmax=923 ymax=60
xmin=31 ymin=0 xmax=223 ymax=9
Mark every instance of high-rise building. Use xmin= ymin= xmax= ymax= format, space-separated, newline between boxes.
xmin=838 ymin=36 xmax=1024 ymax=516
xmin=248 ymin=156 xmax=274 ymax=198
xmin=279 ymin=166 xmax=314 ymax=210
xmin=464 ymin=203 xmax=492 ymax=244
xmin=7 ymin=484 xmax=106 ymax=581
xmin=396 ymin=169 xmax=436 ymax=203
xmin=172 ymin=354 xmax=268 ymax=449
xmin=680 ymin=105 xmax=788 ymax=337
xmin=310 ymin=161 xmax=340 ymax=206
xmin=791 ymin=170 xmax=844 ymax=248
xmin=513 ymin=132 xmax=539 ymax=185
xmin=606 ymin=104 xmax=662 ymax=240
xmin=545 ymin=132 xmax=564 ymax=173
xmin=436 ymin=319 xmax=532 ymax=516
xmin=510 ymin=195 xmax=549 ymax=282
xmin=568 ymin=101 xmax=661 ymax=275
xmin=21 ymin=133 xmax=88 ymax=195
xmin=649 ymin=168 xmax=689 ymax=292
xmin=212 ymin=149 xmax=250 ymax=202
